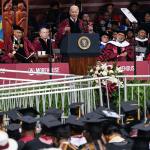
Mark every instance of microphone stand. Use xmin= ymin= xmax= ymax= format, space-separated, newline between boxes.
xmin=132 ymin=22 xmax=137 ymax=76
xmin=48 ymin=36 xmax=53 ymax=80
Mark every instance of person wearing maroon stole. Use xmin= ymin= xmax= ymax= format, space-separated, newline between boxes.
xmin=2 ymin=25 xmax=35 ymax=63
xmin=55 ymin=5 xmax=89 ymax=47
xmin=33 ymin=25 xmax=52 ymax=55
xmin=97 ymin=31 xmax=134 ymax=62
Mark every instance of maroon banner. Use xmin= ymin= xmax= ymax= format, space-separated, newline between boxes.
xmin=0 ymin=63 xmax=69 ymax=84
xmin=16 ymin=63 xmax=50 ymax=80
xmin=108 ymin=61 xmax=149 ymax=80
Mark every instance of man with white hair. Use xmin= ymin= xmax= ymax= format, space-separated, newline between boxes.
xmin=55 ymin=5 xmax=90 ymax=47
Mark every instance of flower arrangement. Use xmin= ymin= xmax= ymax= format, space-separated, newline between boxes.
xmin=88 ymin=62 xmax=123 ymax=97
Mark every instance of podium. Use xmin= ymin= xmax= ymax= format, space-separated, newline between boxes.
xmin=60 ymin=33 xmax=100 ymax=75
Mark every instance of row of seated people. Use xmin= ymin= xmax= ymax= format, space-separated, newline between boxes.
xmin=0 ymin=24 xmax=53 ymax=63
xmin=1 ymin=102 xmax=150 ymax=150
xmin=0 ymin=5 xmax=150 ymax=63
xmin=98 ymin=28 xmax=150 ymax=62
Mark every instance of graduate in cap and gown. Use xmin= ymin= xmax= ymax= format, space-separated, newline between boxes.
xmin=22 ymin=114 xmax=61 ymax=150
xmin=135 ymin=28 xmax=150 ymax=60
xmin=19 ymin=116 xmax=37 ymax=143
xmin=132 ymin=122 xmax=150 ymax=150
xmin=81 ymin=112 xmax=107 ymax=150
xmin=97 ymin=31 xmax=134 ymax=61
xmin=66 ymin=115 xmax=87 ymax=149
xmin=2 ymin=25 xmax=35 ymax=63
xmin=103 ymin=125 xmax=133 ymax=150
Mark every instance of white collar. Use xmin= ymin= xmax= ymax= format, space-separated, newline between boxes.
xmin=109 ymin=136 xmax=125 ymax=143
xmin=70 ymin=136 xmax=87 ymax=147
xmin=108 ymin=40 xmax=129 ymax=47
xmin=14 ymin=36 xmax=18 ymax=41
xmin=135 ymin=37 xmax=148 ymax=42
xmin=101 ymin=41 xmax=108 ymax=46
xmin=70 ymin=17 xmax=77 ymax=23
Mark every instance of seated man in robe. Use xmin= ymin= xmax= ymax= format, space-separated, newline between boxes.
xmin=97 ymin=31 xmax=134 ymax=62
xmin=2 ymin=25 xmax=35 ymax=63
xmin=135 ymin=28 xmax=150 ymax=60
xmin=33 ymin=25 xmax=54 ymax=62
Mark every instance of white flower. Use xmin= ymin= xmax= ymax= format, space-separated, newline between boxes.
xmin=92 ymin=74 xmax=97 ymax=78
xmin=109 ymin=70 xmax=114 ymax=74
xmin=111 ymin=75 xmax=115 ymax=78
xmin=95 ymin=70 xmax=99 ymax=75
xmin=96 ymin=66 xmax=100 ymax=71
xmin=101 ymin=63 xmax=108 ymax=70
xmin=101 ymin=71 xmax=107 ymax=76
xmin=116 ymin=67 xmax=123 ymax=73
xmin=90 ymin=69 xmax=94 ymax=73
xmin=108 ymin=77 xmax=118 ymax=84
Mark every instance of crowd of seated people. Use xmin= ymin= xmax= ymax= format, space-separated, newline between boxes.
xmin=0 ymin=2 xmax=150 ymax=63
xmin=1 ymin=101 xmax=150 ymax=150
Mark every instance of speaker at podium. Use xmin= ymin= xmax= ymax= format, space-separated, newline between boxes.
xmin=60 ymin=33 xmax=100 ymax=75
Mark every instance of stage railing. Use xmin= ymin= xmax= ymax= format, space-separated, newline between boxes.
xmin=1 ymin=69 xmax=150 ymax=122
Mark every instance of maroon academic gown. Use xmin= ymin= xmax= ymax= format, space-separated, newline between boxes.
xmin=97 ymin=40 xmax=134 ymax=62
xmin=55 ymin=18 xmax=88 ymax=47
xmin=2 ymin=37 xmax=35 ymax=63
xmin=33 ymin=37 xmax=52 ymax=54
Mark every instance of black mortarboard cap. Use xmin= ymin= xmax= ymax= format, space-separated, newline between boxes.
xmin=13 ymin=24 xmax=24 ymax=32
xmin=7 ymin=123 xmax=21 ymax=140
xmin=132 ymin=122 xmax=150 ymax=138
xmin=45 ymin=108 xmax=63 ymax=119
xmin=95 ymin=106 xmax=120 ymax=119
xmin=101 ymin=32 xmax=110 ymax=37
xmin=69 ymin=102 xmax=84 ymax=117
xmin=38 ymin=24 xmax=50 ymax=31
xmin=17 ymin=107 xmax=39 ymax=117
xmin=69 ymin=102 xmax=84 ymax=109
xmin=83 ymin=111 xmax=107 ymax=123
xmin=20 ymin=115 xmax=38 ymax=124
xmin=20 ymin=115 xmax=38 ymax=131
xmin=66 ymin=115 xmax=84 ymax=127
xmin=83 ymin=117 xmax=107 ymax=123
xmin=121 ymin=101 xmax=139 ymax=114
xmin=7 ymin=109 xmax=22 ymax=123
xmin=7 ymin=123 xmax=20 ymax=132
xmin=40 ymin=115 xmax=61 ymax=129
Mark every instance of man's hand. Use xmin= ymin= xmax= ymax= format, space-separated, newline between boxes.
xmin=64 ymin=26 xmax=71 ymax=33
xmin=8 ymin=52 xmax=14 ymax=58
xmin=118 ymin=52 xmax=127 ymax=57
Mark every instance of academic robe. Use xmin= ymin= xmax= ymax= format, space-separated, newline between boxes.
xmin=81 ymin=140 xmax=105 ymax=150
xmin=19 ymin=135 xmax=35 ymax=143
xmin=135 ymin=37 xmax=150 ymax=60
xmin=22 ymin=136 xmax=54 ymax=150
xmin=106 ymin=138 xmax=133 ymax=150
xmin=33 ymin=37 xmax=52 ymax=55
xmin=97 ymin=40 xmax=134 ymax=62
xmin=2 ymin=36 xmax=35 ymax=63
xmin=55 ymin=18 xmax=88 ymax=47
